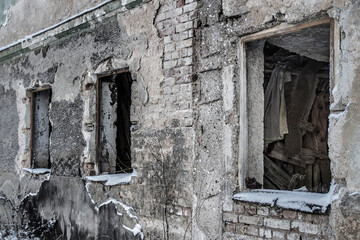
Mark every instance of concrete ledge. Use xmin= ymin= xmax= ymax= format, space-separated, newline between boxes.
xmin=233 ymin=186 xmax=337 ymax=213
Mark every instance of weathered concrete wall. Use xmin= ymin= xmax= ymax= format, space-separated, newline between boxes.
xmin=0 ymin=86 xmax=18 ymax=172
xmin=0 ymin=0 xmax=106 ymax=48
xmin=327 ymin=2 xmax=360 ymax=239
xmin=1 ymin=0 xmax=360 ymax=239
xmin=0 ymin=0 xmax=196 ymax=238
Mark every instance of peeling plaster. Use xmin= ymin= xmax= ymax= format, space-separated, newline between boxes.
xmin=14 ymin=81 xmax=28 ymax=175
xmin=0 ymin=0 xmax=18 ymax=27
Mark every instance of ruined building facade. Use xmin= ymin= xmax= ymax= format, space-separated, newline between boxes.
xmin=0 ymin=0 xmax=359 ymax=239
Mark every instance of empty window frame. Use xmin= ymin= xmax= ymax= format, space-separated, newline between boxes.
xmin=97 ymin=71 xmax=132 ymax=174
xmin=30 ymin=87 xmax=52 ymax=169
xmin=238 ymin=19 xmax=336 ymax=193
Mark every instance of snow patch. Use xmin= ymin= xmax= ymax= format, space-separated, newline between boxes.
xmin=22 ymin=168 xmax=51 ymax=174
xmin=2 ymin=10 xmax=10 ymax=27
xmin=98 ymin=198 xmax=143 ymax=239
xmin=85 ymin=169 xmax=138 ymax=186
xmin=233 ymin=182 xmax=337 ymax=213
xmin=19 ymin=174 xmax=51 ymax=203
xmin=85 ymin=182 xmax=98 ymax=209
xmin=293 ymin=186 xmax=308 ymax=192
xmin=99 ymin=198 xmax=137 ymax=219
xmin=329 ymin=110 xmax=346 ymax=120
xmin=329 ymin=101 xmax=350 ymax=120
xmin=349 ymin=192 xmax=360 ymax=196
xmin=123 ymin=224 xmax=144 ymax=238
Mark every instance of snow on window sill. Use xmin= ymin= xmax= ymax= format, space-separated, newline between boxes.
xmin=23 ymin=168 xmax=51 ymax=174
xmin=233 ymin=184 xmax=338 ymax=213
xmin=84 ymin=169 xmax=138 ymax=186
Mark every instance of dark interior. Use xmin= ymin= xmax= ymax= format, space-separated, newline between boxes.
xmin=263 ymin=42 xmax=331 ymax=193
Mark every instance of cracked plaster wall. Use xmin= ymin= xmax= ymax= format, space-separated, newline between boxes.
xmin=0 ymin=0 xmax=195 ymax=238
xmin=0 ymin=0 xmax=106 ymax=48
xmin=194 ymin=0 xmax=360 ymax=239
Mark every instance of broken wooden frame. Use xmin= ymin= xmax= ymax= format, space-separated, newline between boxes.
xmin=28 ymin=85 xmax=52 ymax=169
xmin=95 ymin=68 xmax=133 ymax=174
xmin=237 ymin=18 xmax=339 ymax=191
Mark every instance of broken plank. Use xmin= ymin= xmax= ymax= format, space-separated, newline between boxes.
xmin=264 ymin=176 xmax=277 ymax=190
xmin=264 ymin=155 xmax=292 ymax=190
xmin=302 ymin=76 xmax=320 ymax=124
xmin=299 ymin=121 xmax=316 ymax=132
xmin=285 ymin=60 xmax=324 ymax=156
xmin=305 ymin=164 xmax=313 ymax=192
xmin=266 ymin=151 xmax=307 ymax=168
xmin=320 ymin=159 xmax=331 ymax=192
xmin=267 ymin=142 xmax=308 ymax=168
xmin=313 ymin=161 xmax=321 ymax=192
xmin=300 ymin=148 xmax=328 ymax=160
xmin=312 ymin=93 xmax=329 ymax=153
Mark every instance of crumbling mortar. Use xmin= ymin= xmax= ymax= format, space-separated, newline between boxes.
xmin=198 ymin=65 xmax=222 ymax=73
xmin=198 ymin=97 xmax=222 ymax=106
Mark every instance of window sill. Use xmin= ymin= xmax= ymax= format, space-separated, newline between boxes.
xmin=23 ymin=168 xmax=51 ymax=175
xmin=232 ymin=186 xmax=336 ymax=213
xmin=84 ymin=169 xmax=138 ymax=186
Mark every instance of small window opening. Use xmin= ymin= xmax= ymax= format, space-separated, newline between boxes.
xmin=31 ymin=88 xmax=52 ymax=169
xmin=98 ymin=72 xmax=132 ymax=174
xmin=243 ymin=23 xmax=332 ymax=193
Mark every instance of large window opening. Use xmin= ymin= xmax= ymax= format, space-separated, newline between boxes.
xmin=97 ymin=72 xmax=132 ymax=174
xmin=239 ymin=20 xmax=333 ymax=193
xmin=31 ymin=88 xmax=52 ymax=169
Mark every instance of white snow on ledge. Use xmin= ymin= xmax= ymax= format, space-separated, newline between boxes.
xmin=233 ymin=184 xmax=337 ymax=213
xmin=23 ymin=168 xmax=51 ymax=174
xmin=85 ymin=169 xmax=138 ymax=186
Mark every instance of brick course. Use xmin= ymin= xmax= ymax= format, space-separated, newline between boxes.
xmin=223 ymin=202 xmax=329 ymax=239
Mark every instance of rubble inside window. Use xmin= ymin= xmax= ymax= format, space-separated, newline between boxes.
xmin=97 ymin=72 xmax=132 ymax=174
xmin=262 ymin=26 xmax=331 ymax=193
xmin=31 ymin=88 xmax=52 ymax=169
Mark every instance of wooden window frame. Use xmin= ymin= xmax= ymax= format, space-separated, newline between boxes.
xmin=95 ymin=68 xmax=130 ymax=175
xmin=29 ymin=85 xmax=52 ymax=169
xmin=237 ymin=18 xmax=339 ymax=190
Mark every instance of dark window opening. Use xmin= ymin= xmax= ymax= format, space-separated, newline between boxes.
xmin=31 ymin=88 xmax=52 ymax=169
xmin=98 ymin=72 xmax=132 ymax=174
xmin=262 ymin=29 xmax=331 ymax=193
